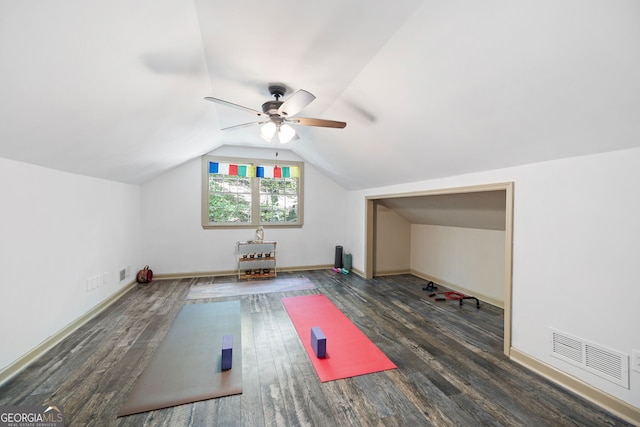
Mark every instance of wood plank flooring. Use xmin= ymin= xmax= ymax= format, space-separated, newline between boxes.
xmin=0 ymin=271 xmax=633 ymax=426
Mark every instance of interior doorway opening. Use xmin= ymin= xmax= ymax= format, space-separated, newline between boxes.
xmin=365 ymin=182 xmax=514 ymax=356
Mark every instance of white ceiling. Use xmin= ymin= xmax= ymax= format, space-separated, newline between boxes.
xmin=1 ymin=1 xmax=639 ymax=189
xmin=378 ymin=191 xmax=507 ymax=231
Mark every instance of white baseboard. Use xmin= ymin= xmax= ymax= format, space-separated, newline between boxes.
xmin=154 ymin=270 xmax=237 ymax=280
xmin=153 ymin=265 xmax=334 ymax=280
xmin=510 ymin=347 xmax=640 ymax=426
xmin=0 ymin=280 xmax=138 ymax=387
xmin=410 ymin=269 xmax=504 ymax=308
xmin=373 ymin=269 xmax=411 ymax=276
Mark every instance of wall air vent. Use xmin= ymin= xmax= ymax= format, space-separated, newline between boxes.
xmin=585 ymin=344 xmax=626 ymax=382
xmin=550 ymin=328 xmax=629 ymax=389
xmin=551 ymin=330 xmax=582 ymax=364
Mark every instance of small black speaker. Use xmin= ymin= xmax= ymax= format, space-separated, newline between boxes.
xmin=334 ymin=246 xmax=343 ymax=268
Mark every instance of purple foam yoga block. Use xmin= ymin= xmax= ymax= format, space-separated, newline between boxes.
xmin=221 ymin=335 xmax=233 ymax=370
xmin=311 ymin=326 xmax=326 ymax=358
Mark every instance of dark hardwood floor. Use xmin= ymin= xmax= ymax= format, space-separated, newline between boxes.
xmin=0 ymin=271 xmax=632 ymax=426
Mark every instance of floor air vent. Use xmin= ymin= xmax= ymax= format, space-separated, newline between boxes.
xmin=550 ymin=328 xmax=629 ymax=388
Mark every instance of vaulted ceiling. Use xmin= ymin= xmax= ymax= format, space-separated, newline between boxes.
xmin=1 ymin=1 xmax=639 ymax=190
xmin=378 ymin=190 xmax=507 ymax=231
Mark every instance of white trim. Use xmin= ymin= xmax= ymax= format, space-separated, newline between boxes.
xmin=0 ymin=280 xmax=138 ymax=386
xmin=511 ymin=347 xmax=640 ymax=425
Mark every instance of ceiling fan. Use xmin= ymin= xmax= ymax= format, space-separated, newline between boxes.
xmin=205 ymin=85 xmax=346 ymax=144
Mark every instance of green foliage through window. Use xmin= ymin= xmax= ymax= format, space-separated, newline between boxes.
xmin=259 ymin=178 xmax=298 ymax=223
xmin=208 ymin=175 xmax=252 ymax=223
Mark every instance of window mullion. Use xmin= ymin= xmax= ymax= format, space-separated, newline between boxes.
xmin=252 ymin=176 xmax=260 ymax=224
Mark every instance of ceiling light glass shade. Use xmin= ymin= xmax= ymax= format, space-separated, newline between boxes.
xmin=260 ymin=121 xmax=276 ymax=142
xmin=278 ymin=124 xmax=296 ymax=144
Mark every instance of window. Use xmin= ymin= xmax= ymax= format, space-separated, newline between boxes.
xmin=202 ymin=156 xmax=304 ymax=228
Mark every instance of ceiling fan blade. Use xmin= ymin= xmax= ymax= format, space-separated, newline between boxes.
xmin=205 ymin=97 xmax=264 ymax=116
xmin=221 ymin=121 xmax=264 ymax=131
xmin=278 ymin=89 xmax=316 ymax=117
xmin=291 ymin=117 xmax=347 ymax=128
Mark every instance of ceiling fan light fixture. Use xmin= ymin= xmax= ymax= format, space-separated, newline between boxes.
xmin=260 ymin=121 xmax=276 ymax=142
xmin=278 ymin=124 xmax=296 ymax=144
xmin=206 ymin=85 xmax=346 ymax=142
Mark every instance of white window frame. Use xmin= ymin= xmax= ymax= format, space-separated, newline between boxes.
xmin=201 ymin=155 xmax=304 ymax=229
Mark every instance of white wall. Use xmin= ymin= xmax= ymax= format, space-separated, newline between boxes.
xmin=0 ymin=157 xmax=140 ymax=373
xmin=140 ymin=148 xmax=349 ymax=275
xmin=410 ymin=224 xmax=505 ymax=307
xmin=375 ymin=204 xmax=411 ymax=274
xmin=345 ymin=147 xmax=640 ymax=408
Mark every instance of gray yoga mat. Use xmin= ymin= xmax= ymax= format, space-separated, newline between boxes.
xmin=118 ymin=301 xmax=242 ymax=417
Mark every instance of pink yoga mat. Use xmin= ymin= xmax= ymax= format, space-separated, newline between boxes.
xmin=281 ymin=294 xmax=396 ymax=382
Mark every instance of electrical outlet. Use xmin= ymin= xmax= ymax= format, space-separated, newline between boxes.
xmin=632 ymin=349 xmax=640 ymax=373
xmin=119 ymin=268 xmax=126 ymax=281
xmin=103 ymin=272 xmax=108 ymax=285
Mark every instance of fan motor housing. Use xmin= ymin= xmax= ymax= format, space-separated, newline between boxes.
xmin=269 ymin=84 xmax=286 ymax=98
xmin=262 ymin=100 xmax=283 ymax=115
